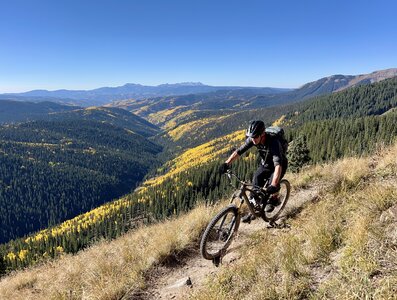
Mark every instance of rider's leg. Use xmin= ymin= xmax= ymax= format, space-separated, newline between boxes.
xmin=253 ymin=164 xmax=272 ymax=190
xmin=242 ymin=165 xmax=271 ymax=223
xmin=267 ymin=160 xmax=288 ymax=187
xmin=265 ymin=160 xmax=288 ymax=212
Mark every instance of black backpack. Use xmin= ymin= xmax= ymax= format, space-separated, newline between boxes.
xmin=265 ymin=126 xmax=289 ymax=155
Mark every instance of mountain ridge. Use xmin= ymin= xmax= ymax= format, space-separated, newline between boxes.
xmin=0 ymin=82 xmax=290 ymax=106
xmin=1 ymin=68 xmax=396 ymax=109
xmin=109 ymin=68 xmax=397 ymax=120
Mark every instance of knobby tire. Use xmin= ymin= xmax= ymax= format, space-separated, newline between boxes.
xmin=200 ymin=204 xmax=240 ymax=260
xmin=262 ymin=179 xmax=291 ymax=222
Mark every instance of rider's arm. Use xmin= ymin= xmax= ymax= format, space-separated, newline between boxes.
xmin=270 ymin=138 xmax=283 ymax=187
xmin=225 ymin=150 xmax=240 ymax=165
xmin=225 ymin=138 xmax=254 ymax=166
xmin=271 ymin=164 xmax=282 ymax=186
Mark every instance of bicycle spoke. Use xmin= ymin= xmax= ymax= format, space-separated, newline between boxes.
xmin=204 ymin=211 xmax=237 ymax=256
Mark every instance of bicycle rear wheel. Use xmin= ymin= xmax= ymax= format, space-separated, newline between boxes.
xmin=262 ymin=179 xmax=291 ymax=222
xmin=200 ymin=204 xmax=240 ymax=260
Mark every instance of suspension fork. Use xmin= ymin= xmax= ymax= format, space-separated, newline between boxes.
xmin=238 ymin=187 xmax=257 ymax=216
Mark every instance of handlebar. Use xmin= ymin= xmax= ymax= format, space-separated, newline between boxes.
xmin=225 ymin=169 xmax=244 ymax=185
xmin=224 ymin=169 xmax=268 ymax=195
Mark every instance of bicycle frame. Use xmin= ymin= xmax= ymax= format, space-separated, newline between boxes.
xmin=226 ymin=171 xmax=268 ymax=219
xmin=200 ymin=170 xmax=290 ymax=263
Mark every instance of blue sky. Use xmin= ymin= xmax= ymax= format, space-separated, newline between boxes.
xmin=1 ymin=0 xmax=397 ymax=92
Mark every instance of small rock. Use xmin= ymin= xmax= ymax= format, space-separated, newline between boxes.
xmin=385 ymin=224 xmax=397 ymax=245
xmin=167 ymin=276 xmax=192 ymax=289
xmin=380 ymin=204 xmax=397 ymax=223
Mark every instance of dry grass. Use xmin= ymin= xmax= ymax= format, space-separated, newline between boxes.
xmin=375 ymin=141 xmax=397 ymax=177
xmin=191 ymin=142 xmax=397 ymax=300
xmin=289 ymin=156 xmax=370 ymax=193
xmin=0 ymin=204 xmax=219 ymax=300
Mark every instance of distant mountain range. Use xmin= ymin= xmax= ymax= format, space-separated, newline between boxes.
xmin=0 ymin=82 xmax=290 ymax=106
xmin=0 ymin=68 xmax=396 ymax=112
xmin=109 ymin=68 xmax=397 ymax=119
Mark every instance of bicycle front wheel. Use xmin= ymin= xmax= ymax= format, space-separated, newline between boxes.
xmin=200 ymin=204 xmax=240 ymax=260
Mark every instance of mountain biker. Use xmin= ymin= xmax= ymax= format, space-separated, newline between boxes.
xmin=221 ymin=120 xmax=288 ymax=222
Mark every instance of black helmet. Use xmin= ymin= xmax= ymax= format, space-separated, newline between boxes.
xmin=246 ymin=120 xmax=265 ymax=138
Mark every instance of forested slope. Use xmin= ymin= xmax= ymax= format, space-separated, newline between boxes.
xmin=0 ymin=130 xmax=254 ymax=272
xmin=286 ymin=76 xmax=397 ymax=124
xmin=285 ymin=77 xmax=397 ymax=162
xmin=0 ymin=100 xmax=78 ymax=124
xmin=0 ymin=118 xmax=162 ymax=244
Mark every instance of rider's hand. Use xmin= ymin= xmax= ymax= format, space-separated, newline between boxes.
xmin=220 ymin=163 xmax=230 ymax=174
xmin=266 ymin=185 xmax=280 ymax=194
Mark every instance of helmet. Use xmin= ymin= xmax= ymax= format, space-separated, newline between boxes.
xmin=246 ymin=120 xmax=265 ymax=138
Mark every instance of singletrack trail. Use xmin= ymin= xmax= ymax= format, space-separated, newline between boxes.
xmin=126 ymin=186 xmax=320 ymax=300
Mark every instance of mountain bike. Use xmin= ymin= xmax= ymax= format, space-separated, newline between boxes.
xmin=200 ymin=169 xmax=290 ymax=264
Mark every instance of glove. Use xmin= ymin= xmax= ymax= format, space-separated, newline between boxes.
xmin=266 ymin=185 xmax=280 ymax=194
xmin=219 ymin=163 xmax=230 ymax=174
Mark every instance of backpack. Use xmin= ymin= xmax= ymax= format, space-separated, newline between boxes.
xmin=265 ymin=126 xmax=289 ymax=155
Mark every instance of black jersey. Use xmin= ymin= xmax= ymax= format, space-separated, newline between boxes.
xmin=236 ymin=134 xmax=285 ymax=169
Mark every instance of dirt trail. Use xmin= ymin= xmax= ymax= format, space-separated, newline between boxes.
xmin=127 ymin=186 xmax=320 ymax=300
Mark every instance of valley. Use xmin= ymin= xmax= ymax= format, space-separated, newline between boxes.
xmin=0 ymin=69 xmax=396 ymax=288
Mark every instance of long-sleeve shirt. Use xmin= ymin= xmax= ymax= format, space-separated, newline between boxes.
xmin=236 ymin=135 xmax=285 ymax=170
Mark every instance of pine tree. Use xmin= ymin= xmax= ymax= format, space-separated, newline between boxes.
xmin=287 ymin=135 xmax=311 ymax=173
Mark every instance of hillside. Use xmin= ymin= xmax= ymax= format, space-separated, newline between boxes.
xmin=336 ymin=68 xmax=397 ymax=92
xmin=46 ymin=106 xmax=160 ymax=137
xmin=0 ymin=128 xmax=252 ymax=272
xmin=0 ymin=102 xmax=160 ymax=137
xmin=156 ymin=75 xmax=397 ymax=154
xmin=0 ymin=100 xmax=78 ymax=124
xmin=0 ymin=141 xmax=396 ymax=299
xmin=286 ymin=76 xmax=397 ymax=124
xmin=0 ymin=113 xmax=162 ymax=244
xmin=158 ymin=107 xmax=287 ymax=151
xmin=110 ymin=68 xmax=397 ymax=122
xmin=283 ymin=77 xmax=397 ymax=162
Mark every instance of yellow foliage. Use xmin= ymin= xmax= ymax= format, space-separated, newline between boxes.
xmin=6 ymin=252 xmax=16 ymax=261
xmin=140 ymin=129 xmax=245 ymax=193
xmin=167 ymin=115 xmax=229 ymax=141
xmin=147 ymin=106 xmax=188 ymax=125
xmin=16 ymin=195 xmax=136 ymax=256
xmin=18 ymin=250 xmax=29 ymax=261
xmin=272 ymin=115 xmax=286 ymax=126
xmin=134 ymin=105 xmax=150 ymax=115
xmin=163 ymin=109 xmax=197 ymax=130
